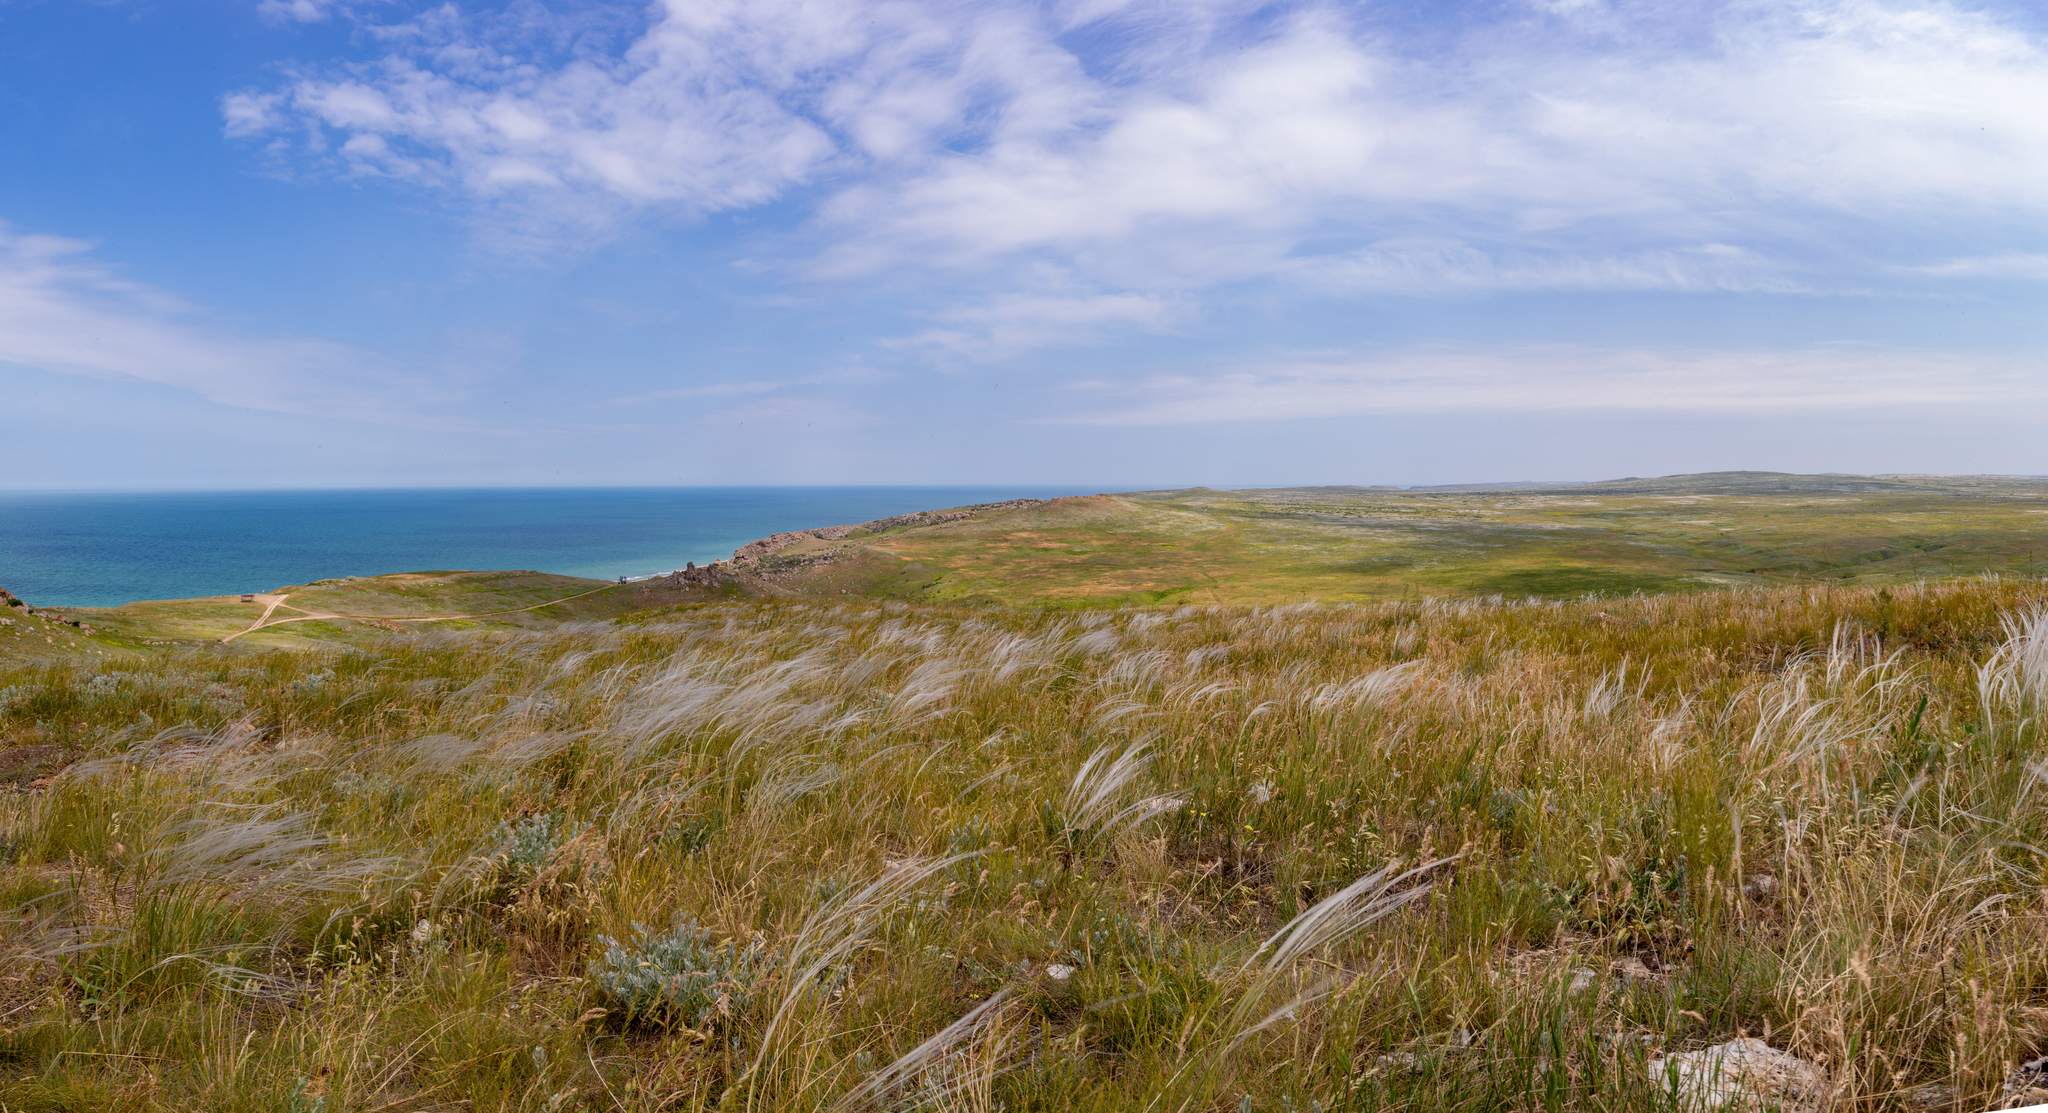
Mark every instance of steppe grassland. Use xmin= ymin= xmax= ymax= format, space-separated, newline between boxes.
xmin=821 ymin=483 xmax=2048 ymax=607
xmin=1 ymin=582 xmax=2047 ymax=1110
xmin=46 ymin=571 xmax=709 ymax=657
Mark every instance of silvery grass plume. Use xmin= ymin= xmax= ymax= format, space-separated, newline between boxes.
xmin=1738 ymin=637 xmax=1911 ymax=799
xmin=1581 ymin=659 xmax=1648 ymax=722
xmin=22 ymin=807 xmax=407 ymax=1000
xmin=608 ymin=646 xmax=887 ymax=768
xmin=1062 ymin=740 xmax=1184 ymax=842
xmin=1303 ymin=661 xmax=1425 ymax=715
xmin=741 ymin=852 xmax=985 ymax=1111
xmin=1979 ymin=608 xmax=2048 ymax=714
xmin=394 ymin=732 xmax=494 ymax=776
xmin=6 ymin=890 xmax=124 ymax=964
xmin=830 ymin=988 xmax=1015 ymax=1112
xmin=55 ymin=720 xmax=408 ymax=904
xmin=1153 ymin=854 xmax=1463 ymax=1112
xmin=1273 ymin=861 xmax=1459 ymax=967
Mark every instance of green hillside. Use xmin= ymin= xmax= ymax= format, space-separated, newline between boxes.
xmin=725 ymin=472 xmax=2048 ymax=607
xmin=0 ymin=569 xmax=759 ymax=663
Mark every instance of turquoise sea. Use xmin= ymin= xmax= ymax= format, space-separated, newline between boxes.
xmin=0 ymin=487 xmax=1102 ymax=608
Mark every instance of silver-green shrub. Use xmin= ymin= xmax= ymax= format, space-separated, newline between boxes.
xmin=492 ymin=813 xmax=586 ymax=880
xmin=589 ymin=917 xmax=762 ymax=1027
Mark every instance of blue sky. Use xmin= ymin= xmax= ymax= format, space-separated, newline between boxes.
xmin=2 ymin=0 xmax=2045 ymax=489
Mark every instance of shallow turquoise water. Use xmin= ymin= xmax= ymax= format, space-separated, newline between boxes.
xmin=0 ymin=487 xmax=1100 ymax=607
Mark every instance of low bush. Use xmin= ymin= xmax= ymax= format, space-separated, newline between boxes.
xmin=589 ymin=916 xmax=765 ymax=1028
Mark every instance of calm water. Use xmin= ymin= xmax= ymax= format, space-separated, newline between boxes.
xmin=0 ymin=487 xmax=1102 ymax=608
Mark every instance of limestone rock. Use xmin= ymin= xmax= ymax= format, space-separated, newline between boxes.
xmin=1613 ymin=955 xmax=1667 ymax=988
xmin=1646 ymin=1037 xmax=1826 ymax=1113
xmin=2000 ymin=1055 xmax=2048 ymax=1109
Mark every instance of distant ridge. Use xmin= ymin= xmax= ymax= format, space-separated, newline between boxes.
xmin=1522 ymin=471 xmax=2048 ymax=495
xmin=1148 ymin=472 xmax=2048 ymax=496
xmin=1403 ymin=480 xmax=1585 ymax=491
xmin=1394 ymin=471 xmax=2048 ymax=496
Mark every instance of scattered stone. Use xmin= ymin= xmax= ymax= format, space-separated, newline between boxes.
xmin=1613 ymin=955 xmax=1667 ymax=988
xmin=1370 ymin=1050 xmax=1424 ymax=1075
xmin=1568 ymin=967 xmax=1599 ymax=994
xmin=1602 ymin=1030 xmax=1660 ymax=1054
xmin=1905 ymin=1083 xmax=1958 ymax=1109
xmin=1366 ymin=1031 xmax=1476 ymax=1077
xmin=2001 ymin=1056 xmax=2048 ymax=1108
xmin=1646 ymin=1037 xmax=1826 ymax=1113
xmin=1044 ymin=964 xmax=1075 ymax=981
xmin=0 ymin=746 xmax=67 ymax=784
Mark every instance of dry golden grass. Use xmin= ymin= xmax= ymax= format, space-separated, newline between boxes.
xmin=0 ymin=579 xmax=2045 ymax=1110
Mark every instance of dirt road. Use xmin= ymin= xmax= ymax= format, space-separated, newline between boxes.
xmin=221 ymin=582 xmax=627 ymax=643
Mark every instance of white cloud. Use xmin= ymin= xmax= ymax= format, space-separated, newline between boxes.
xmin=894 ymin=291 xmax=1182 ymax=360
xmin=228 ymin=0 xmax=2048 ymax=296
xmin=1048 ymin=344 xmax=2048 ymax=425
xmin=1291 ymin=240 xmax=1813 ymax=294
xmin=830 ymin=1 xmax=2048 ymax=279
xmin=0 ymin=224 xmax=449 ymax=426
xmin=227 ymin=0 xmax=1038 ymax=237
xmin=608 ymin=379 xmax=795 ymax=405
xmin=255 ymin=0 xmax=388 ymax=25
xmin=257 ymin=0 xmax=337 ymax=23
xmin=700 ymin=393 xmax=878 ymax=429
xmin=1900 ymin=253 xmax=2048 ymax=280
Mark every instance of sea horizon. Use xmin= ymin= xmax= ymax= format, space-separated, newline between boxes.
xmin=0 ymin=485 xmax=1106 ymax=609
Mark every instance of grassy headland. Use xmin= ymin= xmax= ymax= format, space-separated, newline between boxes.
xmin=0 ymin=473 xmax=2046 ymax=1110
xmin=737 ymin=472 xmax=2048 ymax=607
xmin=3 ymin=570 xmax=753 ymax=662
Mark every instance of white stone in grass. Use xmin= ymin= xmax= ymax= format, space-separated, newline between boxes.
xmin=1646 ymin=1037 xmax=1826 ymax=1113
xmin=2001 ymin=1056 xmax=2048 ymax=1109
xmin=1045 ymin=964 xmax=1076 ymax=981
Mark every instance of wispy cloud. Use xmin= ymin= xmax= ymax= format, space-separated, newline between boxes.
xmin=229 ymin=0 xmax=2048 ymax=299
xmin=1898 ymin=253 xmax=2048 ymax=280
xmin=893 ymin=291 xmax=1183 ymax=361
xmin=1048 ymin=344 xmax=2048 ymax=425
xmin=606 ymin=379 xmax=796 ymax=405
xmin=254 ymin=0 xmax=391 ymax=26
xmin=603 ymin=365 xmax=886 ymax=408
xmin=0 ymin=224 xmax=449 ymax=426
xmin=700 ymin=393 xmax=878 ymax=430
xmin=1290 ymin=241 xmax=1814 ymax=295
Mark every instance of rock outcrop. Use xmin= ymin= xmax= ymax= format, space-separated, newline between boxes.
xmin=1646 ymin=1038 xmax=1826 ymax=1113
xmin=727 ymin=499 xmax=1051 ymax=575
xmin=731 ymin=525 xmax=860 ymax=567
